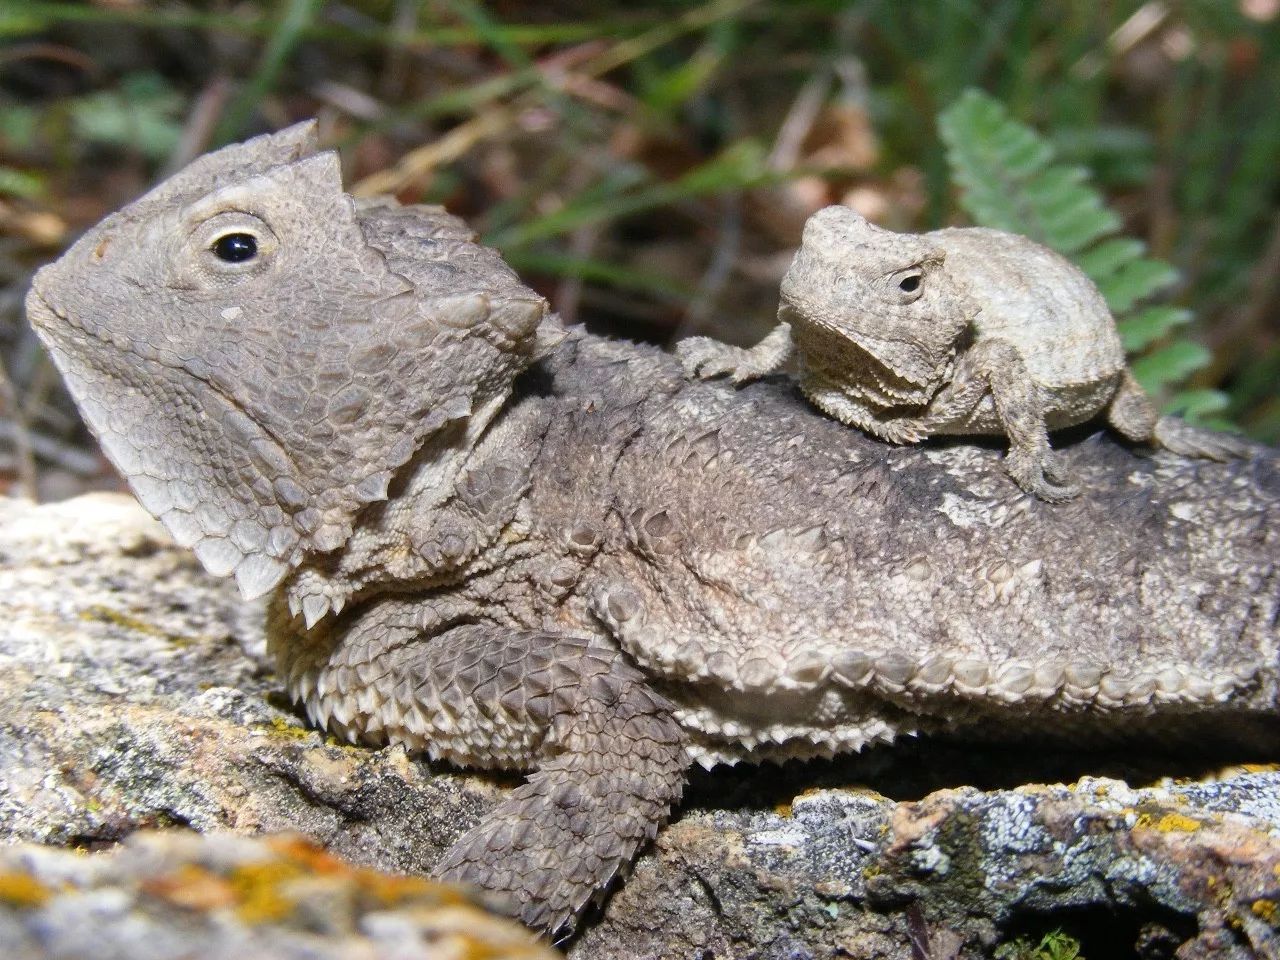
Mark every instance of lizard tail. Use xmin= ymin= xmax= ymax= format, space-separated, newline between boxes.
xmin=1152 ymin=416 xmax=1253 ymax=462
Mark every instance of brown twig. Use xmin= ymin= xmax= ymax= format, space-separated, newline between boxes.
xmin=675 ymin=190 xmax=743 ymax=340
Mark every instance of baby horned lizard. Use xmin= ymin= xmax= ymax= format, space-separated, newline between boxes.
xmin=679 ymin=206 xmax=1247 ymax=501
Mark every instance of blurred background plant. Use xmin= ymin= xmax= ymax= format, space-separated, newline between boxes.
xmin=1 ymin=0 xmax=1277 ymax=499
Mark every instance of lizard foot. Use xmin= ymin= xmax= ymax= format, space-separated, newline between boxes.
xmin=873 ymin=417 xmax=929 ymax=445
xmin=676 ymin=337 xmax=772 ymax=384
xmin=1003 ymin=447 xmax=1081 ymax=503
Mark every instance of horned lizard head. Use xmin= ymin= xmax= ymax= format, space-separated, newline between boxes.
xmin=779 ymin=206 xmax=973 ymax=393
xmin=27 ymin=121 xmax=549 ymax=600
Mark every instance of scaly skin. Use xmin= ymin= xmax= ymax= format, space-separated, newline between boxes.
xmin=25 ymin=124 xmax=1280 ymax=936
xmin=679 ymin=206 xmax=1252 ymax=500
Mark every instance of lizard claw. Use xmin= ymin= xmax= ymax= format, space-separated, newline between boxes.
xmin=876 ymin=418 xmax=928 ymax=445
xmin=1004 ymin=447 xmax=1081 ymax=503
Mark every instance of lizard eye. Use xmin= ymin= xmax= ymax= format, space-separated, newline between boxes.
xmin=185 ymin=211 xmax=277 ymax=284
xmin=212 ymin=232 xmax=258 ymax=263
xmin=888 ymin=267 xmax=925 ymax=304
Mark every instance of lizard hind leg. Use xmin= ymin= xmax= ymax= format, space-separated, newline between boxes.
xmin=426 ymin=628 xmax=688 ymax=936
xmin=1107 ymin=368 xmax=1251 ymax=461
xmin=1105 ymin=369 xmax=1159 ymax=442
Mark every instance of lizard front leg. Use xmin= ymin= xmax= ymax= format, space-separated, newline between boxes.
xmin=278 ymin=601 xmax=688 ymax=936
xmin=955 ymin=338 xmax=1080 ymax=502
xmin=677 ymin=321 xmax=794 ymax=384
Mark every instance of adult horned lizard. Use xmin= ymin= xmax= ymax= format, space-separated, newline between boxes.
xmin=678 ymin=206 xmax=1248 ymax=501
xmin=26 ymin=124 xmax=1280 ymax=937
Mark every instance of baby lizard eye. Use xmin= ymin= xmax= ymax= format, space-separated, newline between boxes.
xmin=212 ymin=233 xmax=258 ymax=263
xmin=887 ymin=267 xmax=926 ymax=304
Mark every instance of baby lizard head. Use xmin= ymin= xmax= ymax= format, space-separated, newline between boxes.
xmin=780 ymin=206 xmax=972 ymax=393
xmin=27 ymin=121 xmax=548 ymax=600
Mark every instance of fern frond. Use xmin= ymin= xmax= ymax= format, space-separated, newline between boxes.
xmin=1118 ymin=306 xmax=1192 ymax=353
xmin=937 ymin=89 xmax=1224 ymax=422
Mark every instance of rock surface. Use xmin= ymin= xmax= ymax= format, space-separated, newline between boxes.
xmin=0 ymin=830 xmax=558 ymax=960
xmin=1 ymin=493 xmax=1278 ymax=959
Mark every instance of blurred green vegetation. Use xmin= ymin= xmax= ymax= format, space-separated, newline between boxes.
xmin=0 ymin=0 xmax=1277 ymax=494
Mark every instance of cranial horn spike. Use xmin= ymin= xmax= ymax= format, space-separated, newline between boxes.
xmin=490 ymin=296 xmax=546 ymax=339
xmin=434 ymin=293 xmax=491 ymax=330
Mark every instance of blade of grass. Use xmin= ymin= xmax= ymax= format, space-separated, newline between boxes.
xmin=351 ymin=108 xmax=513 ymax=197
xmin=444 ymin=0 xmax=534 ymax=71
xmin=484 ymin=140 xmax=771 ymax=249
xmin=216 ymin=0 xmax=322 ymax=142
xmin=8 ymin=1 xmax=629 ymax=47
xmin=503 ymin=250 xmax=698 ymax=301
xmin=353 ymin=0 xmax=762 ymax=196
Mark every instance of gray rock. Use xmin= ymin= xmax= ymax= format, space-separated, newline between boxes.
xmin=0 ymin=493 xmax=496 ymax=874
xmin=2 ymin=493 xmax=1278 ymax=959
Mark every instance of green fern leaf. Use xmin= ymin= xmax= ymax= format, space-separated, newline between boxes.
xmin=1076 ymin=238 xmax=1145 ymax=284
xmin=938 ymin=89 xmax=1221 ymax=421
xmin=1131 ymin=341 xmax=1212 ymax=393
xmin=1096 ymin=258 xmax=1179 ymax=314
xmin=1118 ymin=306 xmax=1192 ymax=352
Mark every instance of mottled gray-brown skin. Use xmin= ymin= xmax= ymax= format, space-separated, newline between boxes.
xmin=679 ymin=205 xmax=1249 ymax=501
xmin=25 ymin=123 xmax=1280 ymax=938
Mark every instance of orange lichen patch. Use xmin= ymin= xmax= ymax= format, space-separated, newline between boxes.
xmin=1135 ymin=811 xmax=1202 ymax=833
xmin=264 ymin=836 xmax=350 ymax=876
xmin=261 ymin=835 xmax=473 ymax=910
xmin=142 ymin=864 xmax=238 ymax=911
xmin=0 ymin=872 xmax=52 ymax=908
xmin=359 ymin=870 xmax=468 ymax=908
xmin=1252 ymin=899 xmax=1278 ymax=924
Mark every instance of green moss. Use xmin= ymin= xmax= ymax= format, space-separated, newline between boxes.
xmin=79 ymin=604 xmax=200 ymax=647
xmin=995 ymin=930 xmax=1083 ymax=960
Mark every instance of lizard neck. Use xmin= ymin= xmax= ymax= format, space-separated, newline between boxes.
xmin=795 ymin=326 xmax=950 ymax=410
